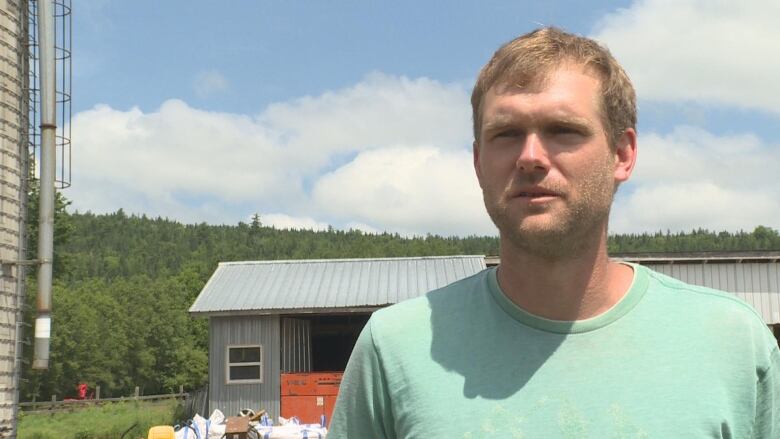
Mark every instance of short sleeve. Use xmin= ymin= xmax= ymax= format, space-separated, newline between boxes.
xmin=753 ymin=347 xmax=780 ymax=438
xmin=329 ymin=319 xmax=396 ymax=439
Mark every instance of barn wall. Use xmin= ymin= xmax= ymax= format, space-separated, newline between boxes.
xmin=209 ymin=315 xmax=281 ymax=418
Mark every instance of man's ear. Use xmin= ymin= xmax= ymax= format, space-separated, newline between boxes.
xmin=613 ymin=128 xmax=637 ymax=184
xmin=473 ymin=140 xmax=484 ymax=188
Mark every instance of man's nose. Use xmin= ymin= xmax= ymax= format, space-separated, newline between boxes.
xmin=515 ymin=133 xmax=550 ymax=173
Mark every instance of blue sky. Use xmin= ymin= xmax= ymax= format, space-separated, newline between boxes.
xmin=68 ymin=0 xmax=780 ymax=236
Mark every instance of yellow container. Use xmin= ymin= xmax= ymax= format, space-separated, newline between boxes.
xmin=147 ymin=426 xmax=175 ymax=439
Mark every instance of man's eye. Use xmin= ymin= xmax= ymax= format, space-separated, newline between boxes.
xmin=549 ymin=125 xmax=582 ymax=135
xmin=495 ymin=129 xmax=521 ymax=138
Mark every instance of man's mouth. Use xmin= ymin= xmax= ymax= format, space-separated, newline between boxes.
xmin=516 ymin=190 xmax=559 ymax=198
xmin=518 ymin=192 xmax=553 ymax=197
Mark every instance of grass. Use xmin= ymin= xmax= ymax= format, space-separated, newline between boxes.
xmin=17 ymin=399 xmax=181 ymax=439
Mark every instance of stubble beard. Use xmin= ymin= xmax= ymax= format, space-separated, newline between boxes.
xmin=484 ymin=157 xmax=616 ymax=261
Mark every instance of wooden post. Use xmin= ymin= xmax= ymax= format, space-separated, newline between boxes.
xmin=134 ymin=386 xmax=140 ymax=399
xmin=179 ymin=385 xmax=184 ymax=395
xmin=51 ymin=395 xmax=56 ymax=402
xmin=95 ymin=385 xmax=100 ymax=400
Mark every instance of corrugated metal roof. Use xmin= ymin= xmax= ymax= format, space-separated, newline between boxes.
xmin=189 ymin=256 xmax=487 ymax=316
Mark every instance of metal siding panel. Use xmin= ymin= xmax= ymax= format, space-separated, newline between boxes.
xmin=403 ymin=259 xmax=416 ymax=302
xmin=692 ymin=264 xmax=703 ymax=287
xmin=383 ymin=261 xmax=394 ymax=305
xmin=736 ymin=264 xmax=746 ymax=293
xmin=670 ymin=264 xmax=682 ymax=281
xmin=399 ymin=260 xmax=411 ymax=303
xmin=724 ymin=264 xmax=735 ymax=292
xmin=760 ymin=265 xmax=772 ymax=322
xmin=749 ymin=264 xmax=759 ymax=293
xmin=281 ymin=318 xmax=311 ymax=372
xmin=209 ymin=316 xmax=281 ymax=418
xmin=769 ymin=264 xmax=780 ymax=324
xmin=674 ymin=264 xmax=686 ymax=284
xmin=702 ymin=264 xmax=715 ymax=289
xmin=745 ymin=292 xmax=761 ymax=320
xmin=419 ymin=259 xmax=430 ymax=293
xmin=453 ymin=258 xmax=465 ymax=280
xmin=444 ymin=258 xmax=456 ymax=285
xmin=389 ymin=260 xmax=399 ymax=303
xmin=769 ymin=289 xmax=780 ymax=324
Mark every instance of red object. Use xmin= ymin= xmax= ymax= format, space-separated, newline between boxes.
xmin=77 ymin=383 xmax=88 ymax=399
xmin=280 ymin=373 xmax=343 ymax=425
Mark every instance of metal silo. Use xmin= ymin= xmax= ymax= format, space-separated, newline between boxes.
xmin=0 ymin=0 xmax=69 ymax=435
xmin=0 ymin=1 xmax=32 ymax=434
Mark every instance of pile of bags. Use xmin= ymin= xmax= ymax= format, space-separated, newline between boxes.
xmin=173 ymin=409 xmax=328 ymax=439
xmin=173 ymin=410 xmax=225 ymax=439
xmin=256 ymin=416 xmax=328 ymax=439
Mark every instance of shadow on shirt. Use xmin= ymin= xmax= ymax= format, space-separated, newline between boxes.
xmin=426 ymin=274 xmax=571 ymax=400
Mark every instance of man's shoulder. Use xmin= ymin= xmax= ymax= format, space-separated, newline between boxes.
xmin=642 ymin=265 xmax=764 ymax=318
xmin=640 ymin=265 xmax=773 ymax=344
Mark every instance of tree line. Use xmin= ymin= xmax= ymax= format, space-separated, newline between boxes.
xmin=19 ymin=190 xmax=780 ymax=401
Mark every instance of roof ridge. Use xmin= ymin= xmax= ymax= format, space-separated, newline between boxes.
xmin=218 ymin=255 xmax=487 ymax=266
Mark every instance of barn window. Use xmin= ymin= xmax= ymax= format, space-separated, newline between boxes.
xmin=226 ymin=345 xmax=263 ymax=384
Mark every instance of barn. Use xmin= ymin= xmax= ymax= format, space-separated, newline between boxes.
xmin=188 ymin=255 xmax=487 ymax=418
xmin=189 ymin=251 xmax=780 ymax=419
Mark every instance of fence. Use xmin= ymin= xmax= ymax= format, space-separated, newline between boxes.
xmin=18 ymin=386 xmax=194 ymax=415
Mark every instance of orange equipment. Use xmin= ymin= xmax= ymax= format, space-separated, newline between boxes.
xmin=280 ymin=372 xmax=342 ymax=426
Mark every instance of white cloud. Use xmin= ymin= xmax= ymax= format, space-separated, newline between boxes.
xmin=344 ymin=222 xmax=381 ymax=234
xmin=312 ymin=146 xmax=493 ymax=236
xmin=259 ymin=72 xmax=471 ymax=166
xmin=69 ymin=70 xmax=779 ymax=236
xmin=611 ymin=126 xmax=780 ymax=233
xmin=592 ymin=0 xmax=780 ymax=113
xmin=71 ymin=100 xmax=301 ymax=211
xmin=193 ymin=70 xmax=229 ymax=97
xmin=69 ymin=74 xmax=477 ymax=233
xmin=262 ymin=213 xmax=329 ymax=231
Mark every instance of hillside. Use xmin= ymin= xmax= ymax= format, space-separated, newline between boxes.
xmin=19 ymin=199 xmax=780 ymax=401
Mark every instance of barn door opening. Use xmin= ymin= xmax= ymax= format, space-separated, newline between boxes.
xmin=309 ymin=314 xmax=370 ymax=371
xmin=281 ymin=314 xmax=370 ymax=372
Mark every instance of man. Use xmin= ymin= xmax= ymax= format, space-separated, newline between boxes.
xmin=329 ymin=28 xmax=779 ymax=437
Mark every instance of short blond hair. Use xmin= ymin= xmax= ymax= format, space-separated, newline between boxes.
xmin=471 ymin=27 xmax=636 ymax=148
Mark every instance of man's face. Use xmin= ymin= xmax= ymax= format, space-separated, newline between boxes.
xmin=473 ymin=65 xmax=635 ymax=258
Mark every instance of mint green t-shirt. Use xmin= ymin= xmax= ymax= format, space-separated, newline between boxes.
xmin=329 ymin=264 xmax=779 ymax=438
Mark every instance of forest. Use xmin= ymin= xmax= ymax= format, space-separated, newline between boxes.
xmin=19 ymin=191 xmax=780 ymax=401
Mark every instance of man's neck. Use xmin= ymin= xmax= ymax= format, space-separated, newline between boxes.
xmin=496 ymin=233 xmax=634 ymax=321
